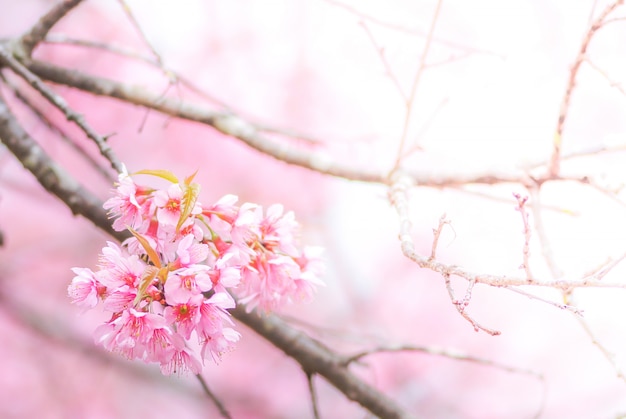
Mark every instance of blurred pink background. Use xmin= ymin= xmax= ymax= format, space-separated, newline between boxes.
xmin=1 ymin=0 xmax=626 ymax=417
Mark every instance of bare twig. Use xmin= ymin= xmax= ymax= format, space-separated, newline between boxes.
xmin=343 ymin=344 xmax=543 ymax=379
xmin=527 ymin=185 xmax=563 ymax=279
xmin=16 ymin=0 xmax=84 ymax=58
xmin=360 ymin=22 xmax=408 ymax=102
xmin=429 ymin=213 xmax=450 ymax=261
xmin=322 ymin=0 xmax=504 ymax=58
xmin=0 ymin=45 xmax=124 ymax=173
xmin=394 ymin=0 xmax=444 ymax=169
xmin=44 ymin=34 xmax=324 ymax=144
xmin=0 ymin=72 xmax=114 ymax=182
xmin=503 ymin=286 xmax=582 ymax=315
xmin=195 ymin=374 xmax=232 ymax=419
xmin=584 ymin=252 xmax=626 ymax=281
xmin=586 ymin=59 xmax=626 ymax=96
xmin=388 ymin=172 xmax=626 ymax=305
xmin=306 ymin=372 xmax=321 ymax=419
xmin=514 ymin=193 xmax=533 ymax=279
xmin=550 ymin=0 xmax=624 ymax=176
xmin=116 ymin=0 xmax=169 ymax=78
xmin=565 ymin=294 xmax=626 ymax=384
xmin=231 ymin=303 xmax=414 ymax=419
xmin=444 ymin=274 xmax=500 ymax=335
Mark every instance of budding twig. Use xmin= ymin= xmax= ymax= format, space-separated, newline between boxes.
xmin=550 ymin=0 xmax=625 ymax=177
xmin=430 ymin=213 xmax=450 ymax=261
xmin=514 ymin=193 xmax=533 ymax=279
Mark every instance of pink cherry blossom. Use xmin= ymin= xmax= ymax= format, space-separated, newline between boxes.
xmin=153 ymin=183 xmax=184 ymax=227
xmin=103 ymin=174 xmax=150 ymax=231
xmin=163 ymin=294 xmax=202 ymax=339
xmin=160 ymin=333 xmax=202 ymax=376
xmin=164 ymin=265 xmax=212 ymax=303
xmin=259 ymin=204 xmax=299 ymax=256
xmin=238 ymin=254 xmax=301 ymax=312
xmin=71 ymin=170 xmax=324 ymax=376
xmin=197 ymin=292 xmax=239 ymax=362
xmin=174 ymin=234 xmax=209 ymax=267
xmin=68 ymin=267 xmax=103 ymax=308
xmin=94 ymin=308 xmax=165 ymax=360
xmin=208 ymin=254 xmax=241 ymax=292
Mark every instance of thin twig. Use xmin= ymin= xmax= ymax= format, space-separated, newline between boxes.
xmin=0 ymin=45 xmax=124 ymax=173
xmin=360 ymin=21 xmax=408 ymax=102
xmin=387 ymin=172 xmax=626 ymax=298
xmin=586 ymin=58 xmax=626 ymax=96
xmin=322 ymin=0 xmax=504 ymax=58
xmin=116 ymin=0 xmax=168 ymax=74
xmin=503 ymin=286 xmax=582 ymax=315
xmin=195 ymin=374 xmax=232 ymax=419
xmin=394 ymin=0 xmax=444 ymax=169
xmin=0 ymin=72 xmax=115 ymax=182
xmin=306 ymin=372 xmax=321 ymax=419
xmin=444 ymin=274 xmax=500 ymax=335
xmin=17 ymin=0 xmax=84 ymax=58
xmin=43 ymin=34 xmax=324 ymax=144
xmin=404 ymin=96 xmax=449 ymax=154
xmin=550 ymin=0 xmax=624 ymax=177
xmin=513 ymin=193 xmax=533 ymax=279
xmin=231 ymin=303 xmax=415 ymax=419
xmin=565 ymin=294 xmax=626 ymax=384
xmin=527 ymin=185 xmax=563 ymax=279
xmin=585 ymin=252 xmax=626 ymax=281
xmin=344 ymin=344 xmax=543 ymax=379
xmin=430 ymin=213 xmax=450 ymax=261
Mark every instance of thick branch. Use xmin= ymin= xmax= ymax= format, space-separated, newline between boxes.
xmin=22 ymin=60 xmax=541 ymax=187
xmin=0 ymin=84 xmax=413 ymax=418
xmin=17 ymin=0 xmax=84 ymax=58
xmin=24 ymin=59 xmax=385 ymax=183
xmin=0 ymin=92 xmax=122 ymax=240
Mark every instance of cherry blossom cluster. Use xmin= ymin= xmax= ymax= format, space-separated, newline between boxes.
xmin=68 ymin=170 xmax=324 ymax=375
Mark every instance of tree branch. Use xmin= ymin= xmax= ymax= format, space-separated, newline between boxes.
xmin=0 ymin=91 xmax=122 ymax=240
xmin=17 ymin=0 xmax=84 ymax=58
xmin=550 ymin=0 xmax=624 ymax=176
xmin=0 ymin=84 xmax=414 ymax=418
xmin=16 ymin=59 xmax=557 ymax=188
xmin=0 ymin=45 xmax=124 ymax=173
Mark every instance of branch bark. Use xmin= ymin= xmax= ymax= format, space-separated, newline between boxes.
xmin=17 ymin=0 xmax=84 ymax=58
xmin=0 ymin=92 xmax=123 ymax=240
xmin=19 ymin=59 xmax=542 ymax=188
xmin=0 ymin=74 xmax=414 ymax=419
